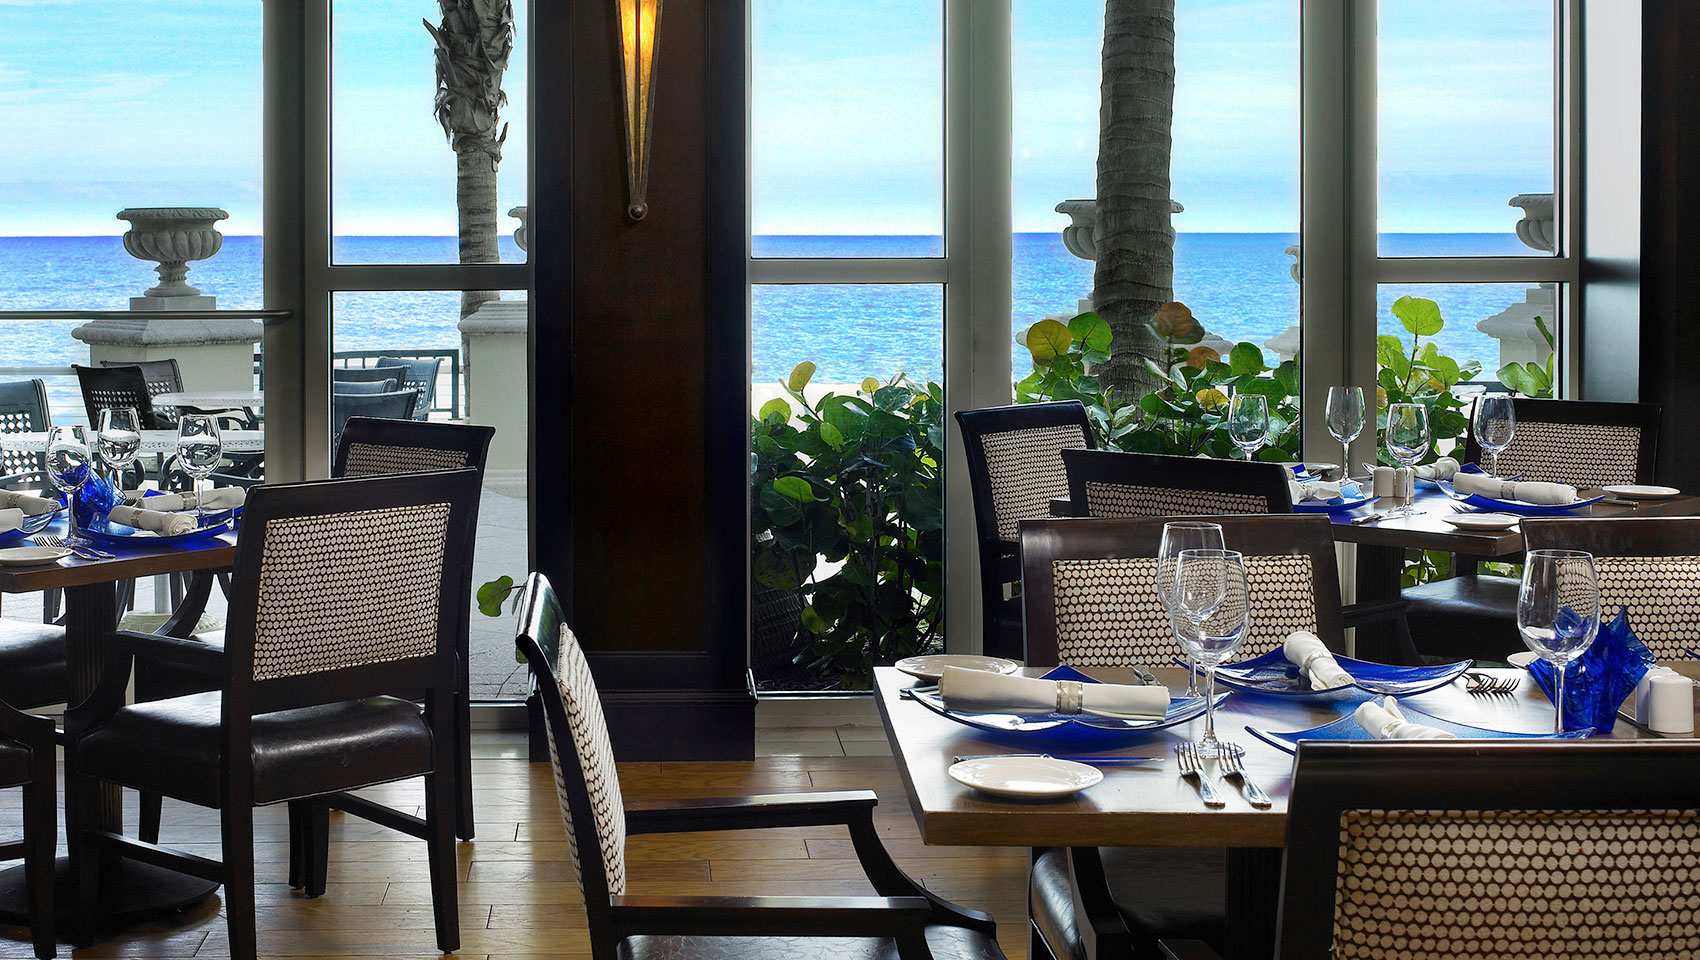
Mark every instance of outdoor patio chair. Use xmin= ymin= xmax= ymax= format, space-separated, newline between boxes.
xmin=72 ymin=364 xmax=165 ymax=431
xmin=515 ymin=571 xmax=1005 ymax=960
xmin=330 ymin=389 xmax=416 ymax=454
xmin=1059 ymin=448 xmax=1293 ymax=518
xmin=955 ymin=400 xmax=1096 ymax=661
xmin=330 ymin=364 xmax=407 ymax=391
xmin=0 ymin=379 xmax=69 ymax=623
xmin=376 ymin=356 xmax=444 ymax=420
xmin=100 ymin=358 xmax=184 ymax=427
xmin=1159 ymin=740 xmax=1700 ymax=960
xmin=1405 ymin=398 xmax=1665 ymax=662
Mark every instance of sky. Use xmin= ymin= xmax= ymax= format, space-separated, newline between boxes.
xmin=0 ymin=0 xmax=1552 ymax=238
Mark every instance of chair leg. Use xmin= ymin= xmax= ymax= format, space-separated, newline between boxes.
xmin=24 ymin=764 xmax=55 ymax=958
xmin=286 ymin=801 xmax=305 ymax=889
xmin=424 ymin=770 xmax=460 ymax=953
xmin=220 ymin=804 xmax=257 ymax=960
xmin=304 ymin=801 xmax=329 ymax=899
xmin=137 ymin=793 xmax=162 ymax=845
xmin=67 ymin=777 xmax=98 ymax=948
xmin=455 ymin=687 xmax=475 ymax=840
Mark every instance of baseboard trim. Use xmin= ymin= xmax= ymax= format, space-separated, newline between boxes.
xmin=598 ymin=688 xmax=757 ymax=761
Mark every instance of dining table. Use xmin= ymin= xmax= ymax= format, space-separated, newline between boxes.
xmin=4 ymin=429 xmax=265 ymax=457
xmin=0 ymin=515 xmax=235 ymax=926
xmin=152 ymin=391 xmax=264 ymax=429
xmin=874 ymin=662 xmax=1700 ymax=960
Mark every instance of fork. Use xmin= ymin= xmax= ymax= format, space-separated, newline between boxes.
xmin=1174 ymin=743 xmax=1224 ymax=808
xmin=1218 ymin=748 xmax=1273 ymax=808
xmin=32 ymin=535 xmax=112 ymax=560
xmin=1464 ymin=671 xmax=1520 ymax=696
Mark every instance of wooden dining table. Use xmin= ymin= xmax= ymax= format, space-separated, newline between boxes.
xmin=874 ymin=662 xmax=1700 ymax=960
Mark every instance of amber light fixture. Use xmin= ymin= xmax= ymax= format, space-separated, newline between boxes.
xmin=618 ymin=0 xmax=662 ymax=220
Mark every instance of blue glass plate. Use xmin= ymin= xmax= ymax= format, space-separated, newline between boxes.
xmin=1293 ymin=493 xmax=1377 ymax=514
xmin=909 ymin=665 xmax=1223 ymax=734
xmin=1246 ymin=702 xmax=1595 ymax=754
xmin=82 ymin=512 xmax=236 ymax=547
xmin=1205 ymin=648 xmax=1473 ymax=699
xmin=0 ymin=511 xmax=56 ymax=545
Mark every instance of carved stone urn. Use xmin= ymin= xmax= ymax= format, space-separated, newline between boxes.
xmin=116 ymin=207 xmax=229 ymax=310
xmin=1508 ymin=193 xmax=1555 ymax=253
xmin=509 ymin=205 xmax=528 ymax=252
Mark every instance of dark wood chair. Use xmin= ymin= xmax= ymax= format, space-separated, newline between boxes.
xmin=1407 ymin=398 xmax=1666 ymax=663
xmin=1019 ymin=515 xmax=1410 ymax=960
xmin=65 ymin=469 xmax=479 ymax=960
xmin=1160 ymin=739 xmax=1700 ymax=960
xmin=0 ymin=697 xmax=57 ymax=958
xmin=1059 ymin=448 xmax=1293 ymax=519
xmin=71 ymin=364 xmax=164 ymax=431
xmin=1521 ymin=516 xmax=1700 ymax=660
xmin=955 ymin=401 xmax=1096 ymax=661
xmin=515 ymin=571 xmax=1005 ymax=960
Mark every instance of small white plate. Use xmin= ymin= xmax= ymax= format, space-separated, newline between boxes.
xmin=1439 ymin=512 xmax=1521 ymax=531
xmin=0 ymin=546 xmax=71 ymax=567
xmin=1602 ymin=484 xmax=1682 ymax=500
xmin=948 ymin=756 xmax=1103 ymax=799
xmin=1507 ymin=652 xmax=1538 ymax=669
xmin=894 ymin=654 xmax=1021 ymax=681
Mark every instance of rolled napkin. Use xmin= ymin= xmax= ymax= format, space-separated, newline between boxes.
xmin=938 ymin=666 xmax=1169 ymax=720
xmin=1412 ymin=457 xmax=1461 ymax=481
xmin=1353 ymin=696 xmax=1457 ymax=740
xmin=106 ymin=505 xmax=198 ymax=536
xmin=123 ymin=487 xmax=247 ymax=512
xmin=1287 ymin=479 xmax=1356 ymax=503
xmin=1283 ymin=631 xmax=1353 ymax=690
xmin=0 ymin=508 xmax=21 ymax=535
xmin=0 ymin=492 xmax=57 ymax=516
xmin=1452 ymin=471 xmax=1577 ymax=505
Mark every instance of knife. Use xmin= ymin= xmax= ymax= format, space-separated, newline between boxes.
xmin=1350 ymin=511 xmax=1387 ymax=525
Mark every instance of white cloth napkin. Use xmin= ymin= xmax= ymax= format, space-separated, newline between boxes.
xmin=0 ymin=492 xmax=56 ymax=516
xmin=1453 ymin=472 xmax=1577 ymax=505
xmin=1353 ymin=696 xmax=1458 ymax=740
xmin=107 ymin=505 xmax=197 ymax=536
xmin=0 ymin=509 xmax=21 ymax=535
xmin=938 ymin=666 xmax=1170 ymax=720
xmin=1283 ymin=631 xmax=1353 ymax=690
xmin=1413 ymin=457 xmax=1461 ymax=481
xmin=123 ymin=487 xmax=247 ymax=512
xmin=1287 ymin=479 xmax=1359 ymax=503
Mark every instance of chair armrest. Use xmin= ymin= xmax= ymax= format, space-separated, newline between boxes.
xmin=624 ymin=790 xmax=878 ymax=834
xmin=610 ymin=894 xmax=932 ymax=940
xmin=1341 ymin=598 xmax=1409 ymax=629
xmin=0 ymin=697 xmax=53 ymax=750
xmin=110 ymin=630 xmax=225 ymax=670
xmin=1159 ymin=941 xmax=1225 ymax=960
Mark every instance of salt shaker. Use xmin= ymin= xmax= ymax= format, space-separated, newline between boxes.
xmin=1647 ymin=673 xmax=1694 ymax=735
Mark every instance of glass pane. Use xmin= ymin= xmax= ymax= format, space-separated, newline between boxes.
xmin=750 ymin=0 xmax=944 ymax=258
xmin=751 ymin=284 xmax=943 ymax=692
xmin=1378 ymin=0 xmax=1556 ymax=257
xmin=1374 ymin=281 xmax=1559 ymax=415
xmin=332 ymin=290 xmax=527 ymax=700
xmin=331 ymin=0 xmax=530 ymax=265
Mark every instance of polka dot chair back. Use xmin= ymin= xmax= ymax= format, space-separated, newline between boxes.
xmin=1524 ymin=517 xmax=1700 ymax=660
xmin=1464 ymin=398 xmax=1661 ymax=489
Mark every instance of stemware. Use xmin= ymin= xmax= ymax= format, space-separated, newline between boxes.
xmin=1473 ymin=395 xmax=1516 ymax=478
xmin=1226 ymin=394 xmax=1268 ymax=461
xmin=1383 ymin=402 xmax=1430 ymax=517
xmin=97 ymin=408 xmax=142 ymax=491
xmin=175 ymin=415 xmax=223 ymax=519
xmin=1156 ymin=521 xmax=1225 ymax=697
xmin=1518 ymin=549 xmax=1601 ymax=734
xmin=45 ymin=426 xmax=91 ymax=541
xmin=1170 ymin=548 xmax=1249 ymax=760
xmin=1325 ymin=386 xmax=1366 ymax=480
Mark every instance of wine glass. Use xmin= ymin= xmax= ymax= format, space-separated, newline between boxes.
xmin=1383 ymin=402 xmax=1430 ymax=517
xmin=1474 ymin=395 xmax=1516 ymax=478
xmin=1156 ymin=521 xmax=1225 ymax=697
xmin=45 ymin=426 xmax=91 ymax=541
xmin=97 ymin=408 xmax=142 ymax=492
xmin=1325 ymin=386 xmax=1366 ymax=480
xmin=1518 ymin=549 xmax=1601 ymax=734
xmin=1226 ymin=394 xmax=1268 ymax=461
xmin=1170 ymin=548 xmax=1249 ymax=760
xmin=175 ymin=415 xmax=223 ymax=519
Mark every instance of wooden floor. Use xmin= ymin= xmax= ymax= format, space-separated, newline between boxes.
xmin=0 ymin=703 xmax=1030 ymax=959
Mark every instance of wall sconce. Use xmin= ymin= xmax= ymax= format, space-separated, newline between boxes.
xmin=618 ymin=0 xmax=662 ymax=221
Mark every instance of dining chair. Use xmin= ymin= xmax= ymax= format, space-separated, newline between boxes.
xmin=0 ymin=696 xmax=58 ymax=958
xmin=65 ymin=469 xmax=479 ymax=960
xmin=330 ymin=364 xmax=408 ymax=391
xmin=1159 ymin=739 xmax=1700 ymax=960
xmin=72 ymin=364 xmax=164 ymax=431
xmin=330 ymin=389 xmax=417 ymax=454
xmin=1018 ymin=514 xmax=1412 ymax=960
xmin=0 ymin=379 xmax=64 ymax=622
xmin=1521 ymin=516 xmax=1700 ymax=659
xmin=99 ymin=358 xmax=184 ymax=428
xmin=955 ymin=401 xmax=1096 ymax=661
xmin=1059 ymin=448 xmax=1293 ymax=519
xmin=375 ymin=356 xmax=444 ymax=420
xmin=515 ymin=571 xmax=1006 ymax=960
xmin=1406 ymin=399 xmax=1666 ymax=663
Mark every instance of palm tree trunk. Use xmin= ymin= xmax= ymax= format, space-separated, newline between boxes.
xmin=1093 ymin=0 xmax=1177 ymax=402
xmin=456 ymin=146 xmax=500 ymax=319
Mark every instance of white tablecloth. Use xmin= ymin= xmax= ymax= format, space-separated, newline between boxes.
xmin=153 ymin=391 xmax=264 ymax=410
xmin=4 ymin=430 xmax=265 ymax=456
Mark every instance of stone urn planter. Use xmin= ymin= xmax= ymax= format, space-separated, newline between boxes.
xmin=116 ymin=207 xmax=229 ymax=310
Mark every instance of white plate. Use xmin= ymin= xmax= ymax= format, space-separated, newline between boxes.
xmin=0 ymin=546 xmax=71 ymax=567
xmin=1602 ymin=484 xmax=1682 ymax=500
xmin=1507 ymin=652 xmax=1538 ymax=669
xmin=1439 ymin=512 xmax=1520 ymax=531
xmin=948 ymin=756 xmax=1103 ymax=799
xmin=894 ymin=654 xmax=1021 ymax=681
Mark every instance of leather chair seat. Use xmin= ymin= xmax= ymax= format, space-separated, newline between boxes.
xmin=1030 ymin=846 xmax=1225 ymax=960
xmin=0 ymin=621 xmax=67 ymax=710
xmin=77 ymin=691 xmax=431 ymax=808
xmin=1403 ymin=575 xmax=1522 ymax=663
xmin=619 ymin=923 xmax=1005 ymax=960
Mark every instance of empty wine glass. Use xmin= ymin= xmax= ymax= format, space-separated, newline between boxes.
xmin=1156 ymin=521 xmax=1225 ymax=697
xmin=1227 ymin=394 xmax=1268 ymax=461
xmin=1518 ymin=549 xmax=1600 ymax=734
xmin=175 ymin=415 xmax=223 ymax=519
xmin=1325 ymin=386 xmax=1366 ymax=480
xmin=97 ymin=408 xmax=142 ymax=492
xmin=1383 ymin=402 xmax=1430 ymax=517
xmin=1474 ymin=395 xmax=1516 ymax=478
xmin=45 ymin=426 xmax=91 ymax=540
xmin=1170 ymin=549 xmax=1249 ymax=760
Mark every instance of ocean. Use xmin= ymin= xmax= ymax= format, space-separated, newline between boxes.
xmin=2 ymin=233 xmax=1538 ymax=420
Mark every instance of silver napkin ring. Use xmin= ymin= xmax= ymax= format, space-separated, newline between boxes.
xmin=1055 ymin=680 xmax=1085 ymax=715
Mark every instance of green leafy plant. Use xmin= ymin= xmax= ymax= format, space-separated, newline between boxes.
xmin=750 ymin=363 xmax=945 ymax=689
xmin=1373 ymin=296 xmax=1482 ymax=465
xmin=477 ymin=574 xmax=518 ymax=618
xmin=1495 ymin=315 xmax=1556 ymax=398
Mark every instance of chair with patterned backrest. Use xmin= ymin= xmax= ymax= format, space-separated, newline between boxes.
xmin=100 ymin=358 xmax=184 ymax=427
xmin=66 ymin=469 xmax=479 ymax=960
xmin=375 ymin=356 xmax=444 ymax=420
xmin=72 ymin=364 xmax=164 ymax=431
xmin=514 ymin=571 xmax=1005 ymax=960
xmin=331 ymin=364 xmax=408 ymax=391
xmin=955 ymin=401 xmax=1096 ymax=661
xmin=1520 ymin=516 xmax=1700 ymax=660
xmin=0 ymin=379 xmax=51 ymax=489
xmin=1060 ymin=448 xmax=1293 ymax=520
xmin=1159 ymin=740 xmax=1700 ymax=960
xmin=330 ymin=390 xmax=416 ymax=454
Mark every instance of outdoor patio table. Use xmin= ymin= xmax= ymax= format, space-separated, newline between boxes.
xmin=874 ymin=663 xmax=1700 ymax=960
xmin=4 ymin=429 xmax=264 ymax=457
xmin=0 ymin=517 xmax=234 ymax=928
xmin=153 ymin=390 xmax=264 ymax=428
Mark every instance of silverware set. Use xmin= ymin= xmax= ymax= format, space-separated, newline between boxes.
xmin=31 ymin=534 xmax=112 ymax=560
xmin=1465 ymin=671 xmax=1520 ymax=696
xmin=1174 ymin=743 xmax=1225 ymax=808
xmin=1218 ymin=749 xmax=1273 ymax=808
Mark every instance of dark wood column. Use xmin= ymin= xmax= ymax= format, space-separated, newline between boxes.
xmin=530 ymin=0 xmax=753 ymax=760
